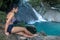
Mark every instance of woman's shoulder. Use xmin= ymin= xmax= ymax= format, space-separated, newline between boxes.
xmin=7 ymin=12 xmax=14 ymax=18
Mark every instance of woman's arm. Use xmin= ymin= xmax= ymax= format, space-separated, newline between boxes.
xmin=5 ymin=13 xmax=14 ymax=35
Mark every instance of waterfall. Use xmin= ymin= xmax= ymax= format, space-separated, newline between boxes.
xmin=16 ymin=0 xmax=46 ymax=24
xmin=32 ymin=8 xmax=47 ymax=22
xmin=28 ymin=8 xmax=47 ymax=24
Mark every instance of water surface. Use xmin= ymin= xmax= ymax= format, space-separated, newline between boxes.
xmin=34 ymin=22 xmax=60 ymax=36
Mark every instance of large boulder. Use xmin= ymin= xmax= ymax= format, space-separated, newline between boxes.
xmin=43 ymin=10 xmax=60 ymax=22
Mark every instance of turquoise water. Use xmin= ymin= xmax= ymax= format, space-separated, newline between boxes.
xmin=33 ymin=22 xmax=60 ymax=36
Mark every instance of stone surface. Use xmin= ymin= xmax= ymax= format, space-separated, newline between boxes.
xmin=43 ymin=10 xmax=60 ymax=22
xmin=0 ymin=29 xmax=60 ymax=40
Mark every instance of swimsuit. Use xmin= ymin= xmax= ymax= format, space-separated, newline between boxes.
xmin=7 ymin=18 xmax=18 ymax=34
xmin=7 ymin=24 xmax=14 ymax=34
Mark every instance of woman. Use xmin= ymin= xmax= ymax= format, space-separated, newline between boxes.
xmin=5 ymin=4 xmax=35 ymax=38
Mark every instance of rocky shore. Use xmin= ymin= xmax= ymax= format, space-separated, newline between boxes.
xmin=0 ymin=29 xmax=60 ymax=40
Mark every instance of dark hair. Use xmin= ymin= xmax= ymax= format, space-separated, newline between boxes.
xmin=6 ymin=4 xmax=18 ymax=13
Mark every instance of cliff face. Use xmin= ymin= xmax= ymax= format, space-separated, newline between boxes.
xmin=35 ymin=3 xmax=60 ymax=22
xmin=43 ymin=9 xmax=60 ymax=22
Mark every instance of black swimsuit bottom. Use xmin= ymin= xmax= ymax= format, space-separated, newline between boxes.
xmin=7 ymin=20 xmax=18 ymax=34
xmin=7 ymin=24 xmax=14 ymax=34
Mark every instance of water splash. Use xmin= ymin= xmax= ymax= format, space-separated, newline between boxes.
xmin=28 ymin=8 xmax=47 ymax=24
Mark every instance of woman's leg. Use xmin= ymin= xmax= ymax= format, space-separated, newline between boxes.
xmin=16 ymin=32 xmax=34 ymax=38
xmin=11 ymin=27 xmax=33 ymax=36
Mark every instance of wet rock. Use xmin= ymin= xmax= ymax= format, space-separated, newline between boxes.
xmin=43 ymin=10 xmax=60 ymax=22
xmin=0 ymin=29 xmax=60 ymax=40
xmin=0 ymin=29 xmax=18 ymax=40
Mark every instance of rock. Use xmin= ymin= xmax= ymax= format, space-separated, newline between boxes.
xmin=44 ymin=36 xmax=60 ymax=40
xmin=0 ymin=29 xmax=18 ymax=40
xmin=0 ymin=29 xmax=60 ymax=40
xmin=43 ymin=10 xmax=60 ymax=22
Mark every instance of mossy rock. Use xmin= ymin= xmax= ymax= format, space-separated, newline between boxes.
xmin=0 ymin=30 xmax=18 ymax=40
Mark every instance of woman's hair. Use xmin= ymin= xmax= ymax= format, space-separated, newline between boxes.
xmin=6 ymin=4 xmax=18 ymax=13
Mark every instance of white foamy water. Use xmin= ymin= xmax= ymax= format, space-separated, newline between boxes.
xmin=28 ymin=8 xmax=47 ymax=24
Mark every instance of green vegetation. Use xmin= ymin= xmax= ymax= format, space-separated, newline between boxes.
xmin=0 ymin=0 xmax=60 ymax=24
xmin=0 ymin=0 xmax=60 ymax=11
xmin=29 ymin=0 xmax=41 ymax=7
xmin=0 ymin=33 xmax=6 ymax=40
xmin=42 ymin=0 xmax=60 ymax=4
xmin=42 ymin=0 xmax=60 ymax=7
xmin=0 ymin=0 xmax=19 ymax=11
xmin=0 ymin=0 xmax=60 ymax=40
xmin=0 ymin=0 xmax=19 ymax=24
xmin=0 ymin=11 xmax=6 ymax=24
xmin=29 ymin=0 xmax=60 ymax=7
xmin=0 ymin=0 xmax=60 ymax=23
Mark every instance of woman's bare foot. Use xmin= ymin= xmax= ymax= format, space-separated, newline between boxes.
xmin=32 ymin=34 xmax=38 ymax=37
xmin=5 ymin=32 xmax=10 ymax=36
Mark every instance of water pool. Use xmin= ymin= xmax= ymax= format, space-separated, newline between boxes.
xmin=33 ymin=22 xmax=60 ymax=36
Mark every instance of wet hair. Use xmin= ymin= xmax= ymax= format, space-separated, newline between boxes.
xmin=6 ymin=4 xmax=18 ymax=13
